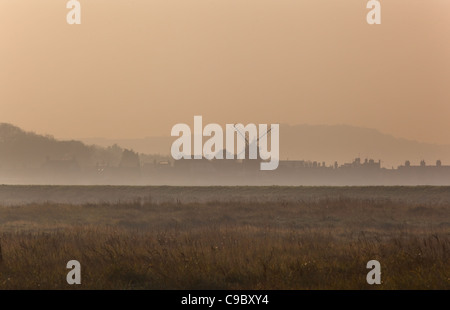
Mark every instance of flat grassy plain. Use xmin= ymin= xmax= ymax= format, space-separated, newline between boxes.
xmin=0 ymin=186 xmax=448 ymax=289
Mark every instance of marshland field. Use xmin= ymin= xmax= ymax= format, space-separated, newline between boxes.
xmin=0 ymin=186 xmax=448 ymax=289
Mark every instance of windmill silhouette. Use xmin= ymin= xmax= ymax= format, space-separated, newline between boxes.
xmin=233 ymin=124 xmax=272 ymax=163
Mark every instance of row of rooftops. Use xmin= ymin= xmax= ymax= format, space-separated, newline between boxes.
xmin=41 ymin=157 xmax=449 ymax=171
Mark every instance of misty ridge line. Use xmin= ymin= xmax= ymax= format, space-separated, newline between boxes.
xmin=3 ymin=122 xmax=450 ymax=148
xmin=79 ymin=124 xmax=450 ymax=148
xmin=2 ymin=122 xmax=450 ymax=170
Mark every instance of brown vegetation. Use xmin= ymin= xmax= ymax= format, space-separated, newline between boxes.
xmin=0 ymin=192 xmax=449 ymax=289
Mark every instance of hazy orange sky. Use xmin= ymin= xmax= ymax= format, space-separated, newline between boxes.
xmin=0 ymin=0 xmax=449 ymax=143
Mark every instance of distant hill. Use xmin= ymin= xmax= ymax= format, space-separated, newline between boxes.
xmin=0 ymin=123 xmax=124 ymax=168
xmin=81 ymin=124 xmax=450 ymax=168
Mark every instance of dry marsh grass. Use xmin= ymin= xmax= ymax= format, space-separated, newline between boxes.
xmin=0 ymin=194 xmax=449 ymax=289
